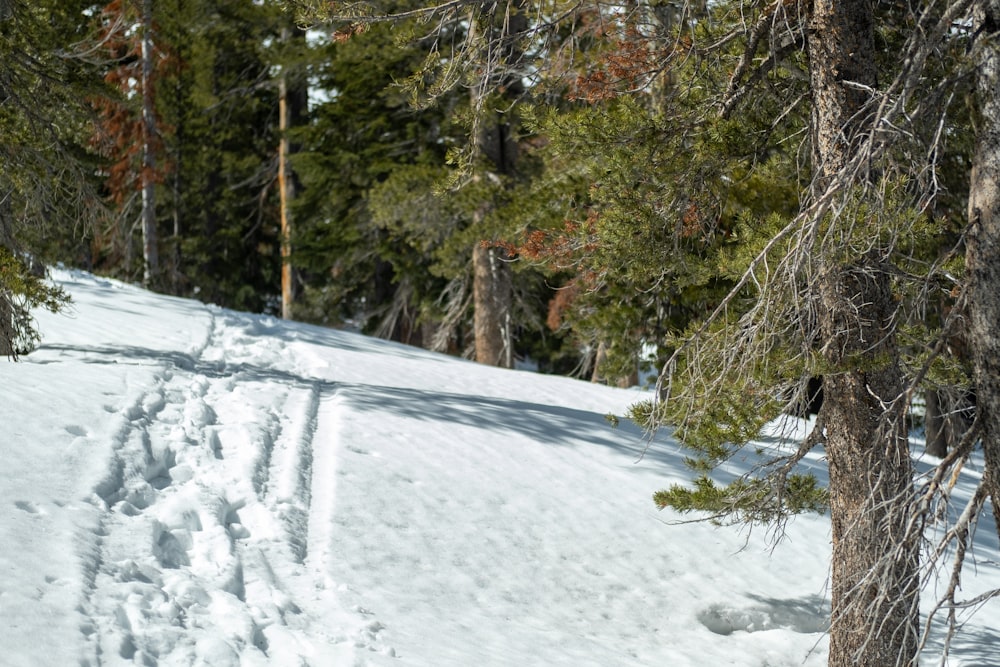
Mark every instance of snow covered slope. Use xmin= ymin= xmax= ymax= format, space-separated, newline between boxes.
xmin=1 ymin=269 xmax=997 ymax=666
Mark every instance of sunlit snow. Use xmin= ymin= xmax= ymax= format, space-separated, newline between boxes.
xmin=2 ymin=269 xmax=999 ymax=666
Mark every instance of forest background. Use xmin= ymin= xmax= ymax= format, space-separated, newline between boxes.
xmin=7 ymin=0 xmax=1000 ymax=664
xmin=1 ymin=0 xmax=796 ymax=384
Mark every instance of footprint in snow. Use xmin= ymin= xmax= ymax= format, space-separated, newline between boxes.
xmin=347 ymin=445 xmax=381 ymax=457
xmin=14 ymin=500 xmax=45 ymax=515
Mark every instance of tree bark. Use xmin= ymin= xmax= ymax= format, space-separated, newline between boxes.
xmin=0 ymin=291 xmax=12 ymax=359
xmin=0 ymin=208 xmax=12 ymax=358
xmin=470 ymin=112 xmax=517 ymax=367
xmin=473 ymin=241 xmax=513 ymax=367
xmin=924 ymin=388 xmax=972 ymax=459
xmin=278 ymin=56 xmax=293 ymax=320
xmin=140 ymin=0 xmax=159 ymax=287
xmin=924 ymin=389 xmax=949 ymax=458
xmin=808 ymin=0 xmax=919 ymax=662
xmin=967 ymin=0 xmax=1000 ymax=536
xmin=469 ymin=0 xmax=526 ymax=368
xmin=278 ymin=24 xmax=308 ymax=320
xmin=817 ymin=266 xmax=918 ymax=667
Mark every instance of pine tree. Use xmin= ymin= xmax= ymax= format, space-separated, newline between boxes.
xmin=289 ymin=20 xmax=464 ymax=341
xmin=290 ymin=0 xmax=1000 ymax=661
xmin=640 ymin=0 xmax=981 ymax=663
xmin=806 ymin=0 xmax=919 ymax=659
xmin=163 ymin=0 xmax=285 ymax=312
xmin=0 ymin=0 xmax=102 ymax=357
xmin=292 ymin=0 xmax=576 ymax=369
xmin=92 ymin=0 xmax=175 ymax=286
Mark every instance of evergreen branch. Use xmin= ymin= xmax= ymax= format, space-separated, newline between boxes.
xmin=309 ymin=0 xmax=474 ymax=24
xmin=720 ymin=35 xmax=805 ymax=118
xmin=721 ymin=0 xmax=806 ymax=118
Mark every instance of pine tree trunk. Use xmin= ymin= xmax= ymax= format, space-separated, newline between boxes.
xmin=278 ymin=61 xmax=293 ymax=320
xmin=469 ymin=0 xmax=525 ymax=368
xmin=140 ymin=0 xmax=159 ymax=287
xmin=473 ymin=241 xmax=513 ymax=368
xmin=170 ymin=0 xmax=184 ymax=297
xmin=278 ymin=25 xmax=309 ymax=321
xmin=591 ymin=340 xmax=609 ymax=383
xmin=967 ymin=1 xmax=1000 ymax=536
xmin=924 ymin=389 xmax=949 ymax=458
xmin=470 ymin=113 xmax=517 ymax=367
xmin=818 ymin=267 xmax=918 ymax=667
xmin=0 ymin=211 xmax=12 ymax=358
xmin=0 ymin=291 xmax=12 ymax=358
xmin=808 ymin=0 xmax=919 ymax=662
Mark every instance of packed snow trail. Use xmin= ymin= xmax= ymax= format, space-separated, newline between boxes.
xmin=5 ymin=274 xmax=378 ymax=666
xmin=6 ymin=270 xmax=1000 ymax=666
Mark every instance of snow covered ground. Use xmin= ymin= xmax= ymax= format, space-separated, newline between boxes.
xmin=2 ymin=269 xmax=999 ymax=666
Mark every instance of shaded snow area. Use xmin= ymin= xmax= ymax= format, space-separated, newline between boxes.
xmin=2 ymin=270 xmax=1000 ymax=666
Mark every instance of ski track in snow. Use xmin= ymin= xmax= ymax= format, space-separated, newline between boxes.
xmin=74 ymin=305 xmax=386 ymax=666
xmin=17 ymin=271 xmax=1000 ymax=666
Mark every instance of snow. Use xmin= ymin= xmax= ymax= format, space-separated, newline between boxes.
xmin=1 ymin=268 xmax=998 ymax=666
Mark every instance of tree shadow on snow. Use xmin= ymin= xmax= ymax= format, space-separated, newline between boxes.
xmin=29 ymin=338 xmax=687 ymax=477
xmin=29 ymin=342 xmax=339 ymax=396
xmin=697 ymin=593 xmax=829 ymax=635
xmin=922 ymin=619 xmax=1000 ymax=666
xmin=228 ymin=311 xmax=460 ymax=364
xmin=337 ymin=382 xmax=690 ymax=477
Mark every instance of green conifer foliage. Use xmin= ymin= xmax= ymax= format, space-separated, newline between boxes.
xmin=161 ymin=0 xmax=286 ymax=312
xmin=499 ymin=0 xmax=968 ymax=531
xmin=289 ymin=0 xmax=1000 ymax=659
xmin=0 ymin=0 xmax=106 ymax=356
xmin=287 ymin=0 xmax=579 ymax=370
xmin=509 ymin=21 xmax=805 ymax=383
xmin=652 ymin=473 xmax=828 ymax=525
xmin=0 ymin=248 xmax=69 ymax=359
xmin=91 ymin=0 xmax=177 ymax=284
xmin=290 ymin=21 xmax=463 ymax=340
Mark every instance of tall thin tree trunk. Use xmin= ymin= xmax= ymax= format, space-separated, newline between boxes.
xmin=0 ymin=292 xmax=12 ymax=358
xmin=967 ymin=1 xmax=1000 ymax=537
xmin=808 ymin=0 xmax=919 ymax=662
xmin=140 ymin=0 xmax=159 ymax=287
xmin=277 ymin=25 xmax=307 ymax=321
xmin=0 ymin=206 xmax=11 ymax=358
xmin=170 ymin=0 xmax=184 ymax=296
xmin=278 ymin=60 xmax=293 ymax=320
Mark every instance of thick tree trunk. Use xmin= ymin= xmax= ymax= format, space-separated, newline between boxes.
xmin=818 ymin=266 xmax=918 ymax=667
xmin=471 ymin=113 xmax=517 ymax=367
xmin=808 ymin=0 xmax=919 ymax=662
xmin=967 ymin=1 xmax=1000 ymax=534
xmin=473 ymin=241 xmax=513 ymax=368
xmin=469 ymin=0 xmax=526 ymax=368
